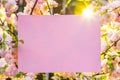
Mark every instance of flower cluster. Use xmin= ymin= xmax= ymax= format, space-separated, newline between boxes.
xmin=0 ymin=0 xmax=120 ymax=80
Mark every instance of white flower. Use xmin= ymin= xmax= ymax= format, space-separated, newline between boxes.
xmin=0 ymin=48 xmax=5 ymax=56
xmin=107 ymin=0 xmax=120 ymax=11
xmin=0 ymin=58 xmax=7 ymax=68
xmin=101 ymin=59 xmax=108 ymax=67
xmin=24 ymin=76 xmax=33 ymax=80
xmin=5 ymin=32 xmax=12 ymax=44
xmin=83 ymin=72 xmax=92 ymax=76
xmin=4 ymin=0 xmax=18 ymax=13
xmin=24 ymin=5 xmax=32 ymax=14
xmin=108 ymin=30 xmax=120 ymax=42
xmin=109 ymin=52 xmax=118 ymax=56
xmin=101 ymin=0 xmax=108 ymax=5
xmin=101 ymin=42 xmax=107 ymax=53
xmin=116 ymin=66 xmax=120 ymax=73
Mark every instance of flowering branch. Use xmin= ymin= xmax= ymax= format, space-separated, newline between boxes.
xmin=30 ymin=0 xmax=38 ymax=15
xmin=46 ymin=0 xmax=52 ymax=14
xmin=102 ymin=38 xmax=120 ymax=55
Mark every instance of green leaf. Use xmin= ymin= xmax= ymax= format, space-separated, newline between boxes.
xmin=108 ymin=63 xmax=114 ymax=71
xmin=118 ymin=62 xmax=120 ymax=67
xmin=7 ymin=24 xmax=12 ymax=30
xmin=13 ymin=29 xmax=18 ymax=36
xmin=16 ymin=72 xmax=24 ymax=78
xmin=1 ymin=42 xmax=6 ymax=50
xmin=14 ymin=42 xmax=18 ymax=48
xmin=80 ymin=73 xmax=84 ymax=79
xmin=107 ymin=58 xmax=114 ymax=71
xmin=19 ymin=39 xmax=24 ymax=44
xmin=118 ymin=52 xmax=120 ymax=57
xmin=18 ymin=7 xmax=24 ymax=12
xmin=0 ymin=68 xmax=5 ymax=73
xmin=2 ymin=33 xmax=6 ymax=40
xmin=101 ymin=54 xmax=105 ymax=60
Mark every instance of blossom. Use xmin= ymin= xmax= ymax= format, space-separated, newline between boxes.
xmin=101 ymin=59 xmax=108 ymax=67
xmin=24 ymin=5 xmax=32 ymax=14
xmin=109 ymin=52 xmax=118 ymax=56
xmin=5 ymin=53 xmax=15 ymax=64
xmin=108 ymin=30 xmax=120 ymax=42
xmin=54 ymin=76 xmax=60 ymax=80
xmin=67 ymin=72 xmax=77 ymax=79
xmin=107 ymin=0 xmax=120 ymax=11
xmin=5 ymin=32 xmax=13 ymax=44
xmin=116 ymin=40 xmax=120 ymax=49
xmin=116 ymin=66 xmax=120 ymax=73
xmin=50 ymin=1 xmax=58 ymax=7
xmin=5 ymin=64 xmax=18 ymax=76
xmin=60 ymin=72 xmax=68 ymax=79
xmin=37 ymin=0 xmax=46 ymax=4
xmin=24 ymin=76 xmax=34 ymax=80
xmin=101 ymin=42 xmax=107 ymax=53
xmin=0 ymin=58 xmax=7 ymax=68
xmin=4 ymin=0 xmax=18 ymax=14
xmin=40 ymin=2 xmax=49 ymax=15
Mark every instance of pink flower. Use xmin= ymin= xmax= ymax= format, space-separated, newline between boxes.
xmin=116 ymin=40 xmax=120 ymax=49
xmin=116 ymin=16 xmax=120 ymax=22
xmin=101 ymin=42 xmax=107 ymax=53
xmin=116 ymin=66 xmax=120 ymax=73
xmin=108 ymin=30 xmax=120 ymax=42
xmin=0 ymin=58 xmax=7 ymax=68
xmin=5 ymin=53 xmax=15 ymax=64
xmin=67 ymin=72 xmax=77 ymax=78
xmin=4 ymin=0 xmax=18 ymax=14
xmin=51 ymin=1 xmax=58 ymax=7
xmin=24 ymin=76 xmax=34 ymax=80
xmin=38 ymin=0 xmax=46 ymax=4
xmin=5 ymin=64 xmax=18 ymax=76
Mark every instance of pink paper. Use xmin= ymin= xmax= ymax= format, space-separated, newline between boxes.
xmin=18 ymin=15 xmax=100 ymax=72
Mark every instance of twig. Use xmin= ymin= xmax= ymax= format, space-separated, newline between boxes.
xmin=46 ymin=0 xmax=52 ymax=14
xmin=111 ymin=6 xmax=120 ymax=12
xmin=0 ymin=19 xmax=4 ymax=26
xmin=30 ymin=0 xmax=38 ymax=15
xmin=102 ymin=38 xmax=120 ymax=55
xmin=60 ymin=0 xmax=72 ymax=14
xmin=40 ymin=9 xmax=43 ymax=15
xmin=84 ymin=75 xmax=91 ymax=80
xmin=92 ymin=72 xmax=109 ymax=77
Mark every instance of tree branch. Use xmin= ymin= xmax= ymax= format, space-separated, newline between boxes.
xmin=60 ymin=0 xmax=72 ymax=14
xmin=102 ymin=38 xmax=120 ymax=55
xmin=0 ymin=19 xmax=4 ymax=26
xmin=46 ymin=0 xmax=52 ymax=14
xmin=30 ymin=0 xmax=38 ymax=15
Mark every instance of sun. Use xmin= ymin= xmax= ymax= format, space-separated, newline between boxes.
xmin=82 ymin=8 xmax=94 ymax=18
